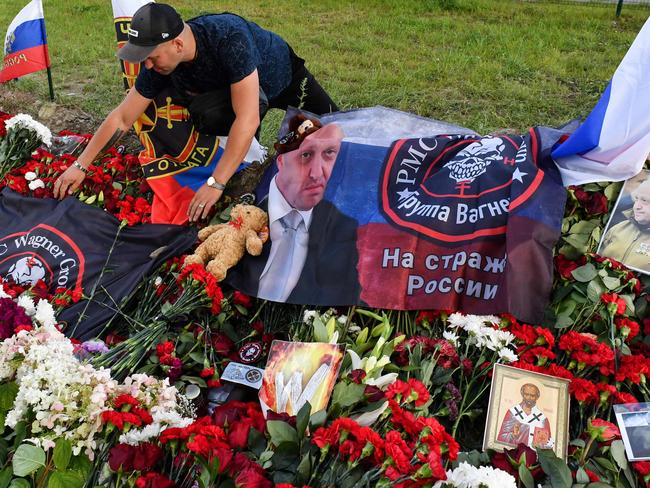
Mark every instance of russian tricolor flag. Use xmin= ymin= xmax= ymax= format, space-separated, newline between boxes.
xmin=553 ymin=17 xmax=650 ymax=187
xmin=0 ymin=0 xmax=50 ymax=83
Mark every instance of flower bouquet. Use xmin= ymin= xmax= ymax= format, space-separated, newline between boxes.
xmin=0 ymin=114 xmax=51 ymax=179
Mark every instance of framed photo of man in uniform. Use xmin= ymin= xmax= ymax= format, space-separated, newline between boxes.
xmin=598 ymin=170 xmax=650 ymax=275
xmin=483 ymin=364 xmax=570 ymax=460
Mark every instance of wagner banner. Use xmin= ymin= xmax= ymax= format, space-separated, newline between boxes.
xmin=0 ymin=188 xmax=196 ymax=340
xmin=227 ymin=107 xmax=567 ymax=322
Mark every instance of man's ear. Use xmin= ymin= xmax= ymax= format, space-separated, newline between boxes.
xmin=276 ymin=154 xmax=284 ymax=171
xmin=172 ymin=37 xmax=183 ymax=54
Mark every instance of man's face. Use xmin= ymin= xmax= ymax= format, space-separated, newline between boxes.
xmin=633 ymin=184 xmax=650 ymax=225
xmin=521 ymin=386 xmax=539 ymax=408
xmin=276 ymin=124 xmax=344 ymax=211
xmin=143 ymin=39 xmax=182 ymax=75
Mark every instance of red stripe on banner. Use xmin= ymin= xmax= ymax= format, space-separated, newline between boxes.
xmin=0 ymin=44 xmax=50 ymax=83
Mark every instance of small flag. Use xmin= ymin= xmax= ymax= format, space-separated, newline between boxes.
xmin=0 ymin=0 xmax=50 ymax=83
xmin=552 ymin=17 xmax=650 ymax=187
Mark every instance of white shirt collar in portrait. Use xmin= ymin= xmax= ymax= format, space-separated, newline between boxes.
xmin=257 ymin=176 xmax=313 ymax=302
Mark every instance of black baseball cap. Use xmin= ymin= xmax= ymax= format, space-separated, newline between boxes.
xmin=117 ymin=3 xmax=184 ymax=63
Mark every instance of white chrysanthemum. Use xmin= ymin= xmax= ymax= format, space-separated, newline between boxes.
xmin=447 ymin=312 xmax=467 ymax=329
xmin=497 ymin=348 xmax=518 ymax=363
xmin=303 ymin=310 xmax=317 ymax=324
xmin=34 ymin=299 xmax=56 ymax=329
xmin=24 ymin=171 xmax=37 ymax=181
xmin=5 ymin=114 xmax=52 ymax=146
xmin=442 ymin=330 xmax=459 ymax=346
xmin=28 ymin=179 xmax=45 ymax=191
xmin=17 ymin=295 xmax=36 ymax=316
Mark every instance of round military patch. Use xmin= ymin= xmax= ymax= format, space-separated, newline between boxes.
xmin=238 ymin=341 xmax=263 ymax=364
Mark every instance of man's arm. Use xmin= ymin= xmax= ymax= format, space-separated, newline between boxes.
xmin=187 ymin=69 xmax=260 ymax=222
xmin=53 ymin=88 xmax=152 ymax=199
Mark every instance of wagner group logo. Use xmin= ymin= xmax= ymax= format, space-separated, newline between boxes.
xmin=0 ymin=224 xmax=85 ymax=292
xmin=381 ymin=131 xmax=544 ymax=243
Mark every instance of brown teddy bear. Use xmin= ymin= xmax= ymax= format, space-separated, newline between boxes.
xmin=184 ymin=204 xmax=269 ymax=281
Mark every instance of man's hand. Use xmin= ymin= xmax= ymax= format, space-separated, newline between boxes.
xmin=53 ymin=165 xmax=86 ymax=199
xmin=188 ymin=184 xmax=223 ymax=222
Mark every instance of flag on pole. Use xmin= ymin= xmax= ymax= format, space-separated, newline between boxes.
xmin=552 ymin=17 xmax=650 ymax=187
xmin=0 ymin=0 xmax=50 ymax=83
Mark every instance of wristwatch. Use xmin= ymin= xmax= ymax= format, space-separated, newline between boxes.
xmin=207 ymin=176 xmax=226 ymax=191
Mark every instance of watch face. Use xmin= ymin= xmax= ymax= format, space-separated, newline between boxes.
xmin=207 ymin=176 xmax=216 ymax=186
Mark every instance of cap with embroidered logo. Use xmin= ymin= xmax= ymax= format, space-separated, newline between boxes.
xmin=117 ymin=3 xmax=184 ymax=63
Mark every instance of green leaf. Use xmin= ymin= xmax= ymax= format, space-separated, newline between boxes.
xmin=312 ymin=316 xmax=329 ymax=343
xmin=8 ymin=480 xmax=29 ymax=488
xmin=576 ymin=467 xmax=590 ymax=484
xmin=0 ymin=383 xmax=18 ymax=412
xmin=271 ymin=442 xmax=300 ymax=471
xmin=587 ymin=279 xmax=605 ymax=303
xmin=537 ymin=448 xmax=572 ymax=488
xmin=568 ymin=218 xmax=598 ymax=233
xmin=610 ymin=439 xmax=628 ymax=470
xmin=234 ymin=304 xmax=248 ymax=316
xmin=601 ymin=276 xmax=621 ymax=290
xmin=587 ymin=483 xmax=617 ymax=488
xmin=331 ymin=382 xmax=366 ymax=408
xmin=519 ymin=464 xmax=535 ymax=488
xmin=296 ymin=452 xmax=312 ymax=480
xmin=0 ymin=467 xmax=12 ymax=488
xmin=12 ymin=443 xmax=46 ymax=477
xmin=296 ymin=402 xmax=311 ymax=438
xmin=48 ymin=471 xmax=84 ymax=488
xmin=85 ymin=194 xmax=96 ymax=205
xmin=571 ymin=263 xmax=598 ymax=282
xmin=563 ymin=234 xmax=589 ymax=253
xmin=555 ymin=314 xmax=574 ymax=329
xmin=309 ymin=410 xmax=327 ymax=429
xmin=267 ymin=420 xmax=299 ymax=446
xmin=53 ymin=439 xmax=72 ymax=471
xmin=570 ymin=438 xmax=586 ymax=448
xmin=593 ymin=456 xmax=617 ymax=472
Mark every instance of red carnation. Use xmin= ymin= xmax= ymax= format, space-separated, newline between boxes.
xmin=135 ymin=472 xmax=175 ymax=488
xmin=601 ymin=293 xmax=627 ymax=316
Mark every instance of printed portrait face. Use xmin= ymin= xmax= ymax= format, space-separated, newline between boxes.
xmin=275 ymin=124 xmax=344 ymax=211
xmin=521 ymin=383 xmax=540 ymax=408
xmin=632 ymin=181 xmax=650 ymax=226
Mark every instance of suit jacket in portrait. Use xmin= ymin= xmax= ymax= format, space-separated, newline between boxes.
xmin=226 ymin=198 xmax=361 ymax=305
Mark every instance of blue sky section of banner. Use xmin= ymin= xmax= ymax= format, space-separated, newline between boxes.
xmin=325 ymin=141 xmax=390 ymax=225
xmin=5 ymin=19 xmax=47 ymax=54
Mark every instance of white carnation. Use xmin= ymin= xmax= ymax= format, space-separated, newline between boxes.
xmin=28 ymin=179 xmax=45 ymax=191
xmin=434 ymin=462 xmax=516 ymax=488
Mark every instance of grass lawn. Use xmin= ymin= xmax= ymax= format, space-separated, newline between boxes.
xmin=0 ymin=0 xmax=648 ymax=144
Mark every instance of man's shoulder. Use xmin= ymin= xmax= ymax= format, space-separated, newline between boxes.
xmin=188 ymin=13 xmax=251 ymax=33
